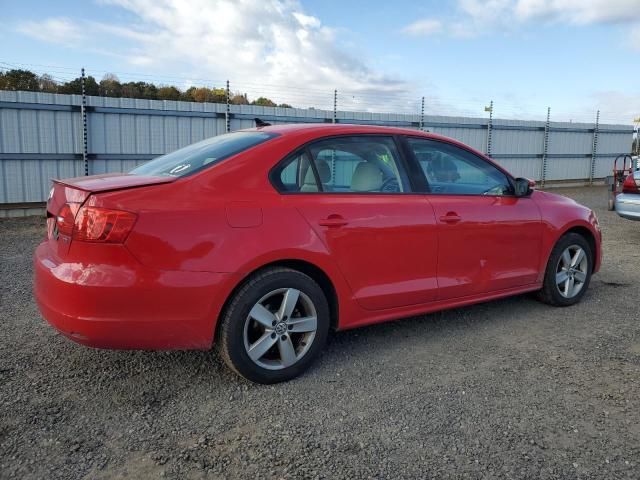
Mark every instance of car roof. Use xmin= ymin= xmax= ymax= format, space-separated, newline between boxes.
xmin=240 ymin=123 xmax=455 ymax=143
xmin=238 ymin=122 xmax=512 ymax=179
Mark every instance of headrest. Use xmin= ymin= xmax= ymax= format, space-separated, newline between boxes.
xmin=351 ymin=162 xmax=383 ymax=192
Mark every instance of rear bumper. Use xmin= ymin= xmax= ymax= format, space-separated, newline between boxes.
xmin=33 ymin=241 xmax=239 ymax=350
xmin=615 ymin=193 xmax=640 ymax=221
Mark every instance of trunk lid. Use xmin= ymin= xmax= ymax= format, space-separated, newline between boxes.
xmin=46 ymin=173 xmax=175 ymax=256
xmin=53 ymin=173 xmax=175 ymax=193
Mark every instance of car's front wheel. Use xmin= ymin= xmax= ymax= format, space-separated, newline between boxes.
xmin=218 ymin=267 xmax=330 ymax=384
xmin=538 ymin=232 xmax=593 ymax=306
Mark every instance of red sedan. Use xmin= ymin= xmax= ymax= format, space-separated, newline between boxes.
xmin=34 ymin=124 xmax=602 ymax=383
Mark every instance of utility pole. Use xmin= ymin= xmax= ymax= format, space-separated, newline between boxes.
xmin=485 ymin=100 xmax=494 ymax=156
xmin=589 ymin=110 xmax=600 ymax=185
xmin=541 ymin=107 xmax=551 ymax=188
xmin=80 ymin=67 xmax=88 ymax=176
xmin=634 ymin=117 xmax=640 ymax=157
xmin=225 ymin=80 xmax=230 ymax=133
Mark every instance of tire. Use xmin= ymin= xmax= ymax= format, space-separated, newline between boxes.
xmin=537 ymin=232 xmax=593 ymax=307
xmin=218 ymin=267 xmax=330 ymax=384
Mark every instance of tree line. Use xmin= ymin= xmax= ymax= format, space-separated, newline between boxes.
xmin=0 ymin=69 xmax=292 ymax=108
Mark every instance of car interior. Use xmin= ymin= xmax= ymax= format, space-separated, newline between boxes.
xmin=282 ymin=139 xmax=407 ymax=193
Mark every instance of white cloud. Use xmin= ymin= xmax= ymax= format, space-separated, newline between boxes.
xmin=513 ymin=0 xmax=639 ymax=25
xmin=404 ymin=0 xmax=640 ymax=41
xmin=17 ymin=17 xmax=85 ymax=45
xmin=16 ymin=0 xmax=411 ymax=109
xmin=402 ymin=19 xmax=443 ymax=36
xmin=20 ymin=0 xmax=408 ymax=104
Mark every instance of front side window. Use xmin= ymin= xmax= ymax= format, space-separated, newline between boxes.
xmin=407 ymin=138 xmax=512 ymax=196
xmin=130 ymin=131 xmax=276 ymax=177
xmin=307 ymin=136 xmax=410 ymax=193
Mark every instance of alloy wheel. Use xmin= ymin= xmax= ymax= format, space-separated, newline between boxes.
xmin=243 ymin=288 xmax=318 ymax=370
xmin=555 ymin=245 xmax=588 ymax=298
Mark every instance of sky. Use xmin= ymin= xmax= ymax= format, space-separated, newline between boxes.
xmin=0 ymin=0 xmax=639 ymax=124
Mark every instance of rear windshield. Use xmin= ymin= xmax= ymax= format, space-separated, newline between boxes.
xmin=130 ymin=131 xmax=277 ymax=177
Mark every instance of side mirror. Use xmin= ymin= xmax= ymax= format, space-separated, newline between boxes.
xmin=514 ymin=177 xmax=534 ymax=197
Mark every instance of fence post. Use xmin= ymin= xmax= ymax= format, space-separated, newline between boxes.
xmin=225 ymin=80 xmax=230 ymax=133
xmin=541 ymin=107 xmax=551 ymax=187
xmin=589 ymin=110 xmax=600 ymax=185
xmin=80 ymin=67 xmax=89 ymax=176
xmin=485 ymin=100 xmax=494 ymax=156
xmin=333 ymin=89 xmax=337 ymax=124
xmin=419 ymin=96 xmax=425 ymax=131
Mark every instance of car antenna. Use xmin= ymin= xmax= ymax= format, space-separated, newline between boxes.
xmin=254 ymin=118 xmax=271 ymax=128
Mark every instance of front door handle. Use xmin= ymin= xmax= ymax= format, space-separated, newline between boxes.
xmin=439 ymin=212 xmax=461 ymax=224
xmin=318 ymin=214 xmax=348 ymax=228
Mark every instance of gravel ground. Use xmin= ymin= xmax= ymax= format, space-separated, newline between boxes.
xmin=1 ymin=186 xmax=639 ymax=480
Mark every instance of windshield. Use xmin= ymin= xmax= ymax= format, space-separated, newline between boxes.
xmin=130 ymin=131 xmax=276 ymax=177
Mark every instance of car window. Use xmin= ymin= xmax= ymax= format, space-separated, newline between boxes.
xmin=307 ymin=136 xmax=410 ymax=193
xmin=407 ymin=138 xmax=512 ymax=196
xmin=276 ymin=151 xmax=320 ymax=192
xmin=130 ymin=131 xmax=276 ymax=177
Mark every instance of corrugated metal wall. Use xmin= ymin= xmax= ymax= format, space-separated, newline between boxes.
xmin=0 ymin=90 xmax=634 ymax=216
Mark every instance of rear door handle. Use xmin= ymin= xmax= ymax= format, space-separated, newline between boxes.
xmin=318 ymin=215 xmax=348 ymax=227
xmin=439 ymin=213 xmax=461 ymax=224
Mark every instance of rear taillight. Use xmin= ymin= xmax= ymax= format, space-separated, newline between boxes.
xmin=55 ymin=204 xmax=76 ymax=237
xmin=622 ymin=174 xmax=640 ymax=194
xmin=73 ymin=206 xmax=137 ymax=243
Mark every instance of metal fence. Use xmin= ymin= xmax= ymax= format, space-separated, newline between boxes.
xmin=0 ymin=89 xmax=634 ymax=217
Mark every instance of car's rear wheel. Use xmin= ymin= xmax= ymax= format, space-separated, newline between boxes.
xmin=218 ymin=267 xmax=330 ymax=384
xmin=538 ymin=232 xmax=592 ymax=306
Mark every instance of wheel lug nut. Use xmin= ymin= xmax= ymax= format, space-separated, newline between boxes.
xmin=271 ymin=333 xmax=276 ymax=339
xmin=281 ymin=335 xmax=287 ymax=341
xmin=272 ymin=320 xmax=277 ymax=326
xmin=288 ymin=324 xmax=293 ymax=330
xmin=283 ymin=316 xmax=288 ymax=321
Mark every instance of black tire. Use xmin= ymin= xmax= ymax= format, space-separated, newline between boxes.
xmin=537 ymin=232 xmax=593 ymax=307
xmin=218 ymin=267 xmax=330 ymax=384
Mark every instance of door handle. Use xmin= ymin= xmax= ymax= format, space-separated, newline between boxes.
xmin=318 ymin=215 xmax=348 ymax=227
xmin=439 ymin=212 xmax=461 ymax=224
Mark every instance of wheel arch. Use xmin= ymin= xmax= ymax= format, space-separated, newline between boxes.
xmin=213 ymin=259 xmax=340 ymax=343
xmin=560 ymin=225 xmax=598 ymax=271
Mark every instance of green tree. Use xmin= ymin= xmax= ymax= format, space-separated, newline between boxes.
xmin=120 ymin=81 xmax=143 ymax=98
xmin=59 ymin=75 xmax=99 ymax=96
xmin=231 ymin=93 xmax=249 ymax=105
xmin=181 ymin=86 xmax=197 ymax=102
xmin=99 ymin=73 xmax=122 ymax=97
xmin=139 ymin=82 xmax=158 ymax=100
xmin=210 ymin=88 xmax=226 ymax=103
xmin=251 ymin=96 xmax=277 ymax=107
xmin=278 ymin=103 xmax=292 ymax=108
xmin=157 ymin=85 xmax=181 ymax=101
xmin=0 ymin=69 xmax=39 ymax=91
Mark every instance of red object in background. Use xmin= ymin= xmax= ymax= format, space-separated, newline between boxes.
xmin=622 ymin=173 xmax=640 ymax=194
xmin=34 ymin=124 xmax=601 ymax=351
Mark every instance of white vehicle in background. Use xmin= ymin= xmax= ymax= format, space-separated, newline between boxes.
xmin=614 ymin=155 xmax=640 ymax=221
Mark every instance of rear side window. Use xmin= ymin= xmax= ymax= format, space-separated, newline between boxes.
xmin=308 ymin=136 xmax=409 ymax=193
xmin=130 ymin=131 xmax=276 ymax=177
xmin=275 ymin=151 xmax=320 ymax=192
xmin=272 ymin=136 xmax=411 ymax=194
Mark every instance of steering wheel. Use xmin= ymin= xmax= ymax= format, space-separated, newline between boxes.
xmin=482 ymin=185 xmax=505 ymax=196
xmin=380 ymin=177 xmax=401 ymax=193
